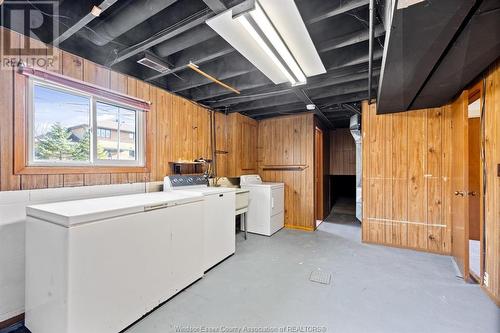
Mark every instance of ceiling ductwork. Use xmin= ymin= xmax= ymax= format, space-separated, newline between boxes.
xmin=82 ymin=0 xmax=178 ymax=46
xmin=153 ymin=25 xmax=218 ymax=58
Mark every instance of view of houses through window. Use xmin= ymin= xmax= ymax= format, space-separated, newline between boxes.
xmin=31 ymin=82 xmax=142 ymax=166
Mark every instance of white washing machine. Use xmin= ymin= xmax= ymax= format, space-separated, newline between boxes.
xmin=240 ymin=175 xmax=284 ymax=236
xmin=164 ymin=175 xmax=236 ymax=271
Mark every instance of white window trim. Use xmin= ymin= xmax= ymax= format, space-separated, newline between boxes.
xmin=27 ymin=78 xmax=146 ymax=167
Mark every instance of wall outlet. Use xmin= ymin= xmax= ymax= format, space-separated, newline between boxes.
xmin=484 ymin=272 xmax=489 ymax=287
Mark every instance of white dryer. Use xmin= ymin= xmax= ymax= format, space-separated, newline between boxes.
xmin=240 ymin=175 xmax=284 ymax=236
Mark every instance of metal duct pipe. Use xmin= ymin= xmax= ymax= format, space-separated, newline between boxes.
xmin=368 ymin=0 xmax=374 ymax=103
xmin=154 ymin=25 xmax=217 ymax=57
xmin=350 ymin=114 xmax=362 ymax=222
xmin=84 ymin=0 xmax=178 ymax=46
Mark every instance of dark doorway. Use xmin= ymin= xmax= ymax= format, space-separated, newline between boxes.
xmin=330 ymin=175 xmax=356 ymax=215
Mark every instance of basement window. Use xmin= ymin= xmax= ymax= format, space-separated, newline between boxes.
xmin=28 ymin=80 xmax=145 ymax=167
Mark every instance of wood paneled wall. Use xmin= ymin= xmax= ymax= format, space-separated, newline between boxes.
xmin=362 ymin=61 xmax=500 ymax=304
xmin=362 ymin=102 xmax=453 ymax=254
xmin=483 ymin=61 xmax=500 ymax=304
xmin=329 ymin=128 xmax=355 ymax=175
xmin=0 ymin=28 xmax=213 ymax=191
xmin=225 ymin=113 xmax=258 ymax=177
xmin=258 ymin=113 xmax=315 ymax=230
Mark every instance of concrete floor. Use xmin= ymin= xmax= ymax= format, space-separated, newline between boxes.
xmin=11 ymin=213 xmax=499 ymax=333
xmin=124 ymin=213 xmax=499 ymax=333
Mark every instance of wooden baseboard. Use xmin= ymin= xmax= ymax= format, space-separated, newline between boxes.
xmin=481 ymin=285 xmax=500 ymax=307
xmin=362 ymin=239 xmax=450 ymax=256
xmin=285 ymin=224 xmax=315 ymax=232
xmin=0 ymin=313 xmax=24 ymax=330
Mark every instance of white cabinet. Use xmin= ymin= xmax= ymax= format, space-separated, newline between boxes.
xmin=25 ymin=193 xmax=204 ymax=333
xmin=203 ymin=191 xmax=236 ymax=271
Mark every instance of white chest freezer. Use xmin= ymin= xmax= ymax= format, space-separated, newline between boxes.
xmin=25 ymin=191 xmax=204 ymax=333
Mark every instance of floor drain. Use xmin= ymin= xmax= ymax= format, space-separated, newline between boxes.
xmin=309 ymin=270 xmax=331 ymax=285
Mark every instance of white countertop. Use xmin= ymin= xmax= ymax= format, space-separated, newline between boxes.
xmin=26 ymin=192 xmax=203 ymax=227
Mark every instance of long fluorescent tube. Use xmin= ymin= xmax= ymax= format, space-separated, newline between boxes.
xmin=250 ymin=2 xmax=307 ymax=84
xmin=238 ymin=15 xmax=297 ymax=85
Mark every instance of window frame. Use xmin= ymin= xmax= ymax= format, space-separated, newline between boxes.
xmin=15 ymin=77 xmax=149 ymax=175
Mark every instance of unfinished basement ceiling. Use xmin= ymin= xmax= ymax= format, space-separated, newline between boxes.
xmin=0 ymin=0 xmax=385 ymax=128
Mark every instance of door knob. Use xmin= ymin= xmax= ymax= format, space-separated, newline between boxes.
xmin=454 ymin=191 xmax=465 ymax=196
xmin=468 ymin=191 xmax=477 ymax=196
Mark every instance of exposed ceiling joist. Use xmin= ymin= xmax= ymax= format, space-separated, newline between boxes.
xmin=341 ymin=103 xmax=361 ymax=114
xmin=174 ymin=50 xmax=381 ymax=96
xmin=208 ymin=69 xmax=380 ymax=108
xmin=242 ymin=103 xmax=307 ymax=117
xmin=328 ymin=48 xmax=383 ymax=70
xmin=168 ymin=54 xmax=257 ymax=92
xmin=147 ymin=38 xmax=234 ymax=81
xmin=191 ymin=71 xmax=271 ymax=101
xmin=52 ymin=0 xmax=119 ymax=45
xmin=227 ymin=79 xmax=377 ymax=113
xmin=202 ymin=0 xmax=228 ymax=13
xmin=316 ymin=91 xmax=375 ymax=107
xmin=108 ymin=9 xmax=214 ymax=66
xmin=319 ymin=25 xmax=385 ymax=53
xmin=228 ymin=93 xmax=300 ymax=113
xmin=194 ymin=62 xmax=378 ymax=102
xmin=307 ymin=0 xmax=369 ymax=24
xmin=309 ymin=79 xmax=376 ymax=100
xmin=211 ymin=89 xmax=292 ymax=107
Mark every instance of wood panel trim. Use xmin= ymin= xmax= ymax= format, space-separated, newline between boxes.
xmin=15 ymin=165 xmax=149 ymax=175
xmin=262 ymin=165 xmax=308 ymax=171
xmin=481 ymin=285 xmax=500 ymax=307
xmin=362 ymin=239 xmax=451 ymax=256
xmin=284 ymin=224 xmax=315 ymax=232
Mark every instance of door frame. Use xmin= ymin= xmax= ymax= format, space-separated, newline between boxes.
xmin=467 ymin=81 xmax=485 ymax=282
xmin=314 ymin=126 xmax=324 ymax=223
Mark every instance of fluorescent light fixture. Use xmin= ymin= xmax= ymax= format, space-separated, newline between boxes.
xmin=306 ymin=104 xmax=316 ymax=110
xmin=249 ymin=2 xmax=307 ymax=84
xmin=237 ymin=15 xmax=297 ymax=84
xmin=206 ymin=0 xmax=325 ymax=85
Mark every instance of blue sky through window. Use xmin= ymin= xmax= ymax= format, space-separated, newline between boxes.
xmin=33 ymin=84 xmax=90 ymax=137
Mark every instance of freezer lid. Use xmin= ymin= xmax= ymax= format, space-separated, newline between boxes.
xmin=26 ymin=192 xmax=203 ymax=227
